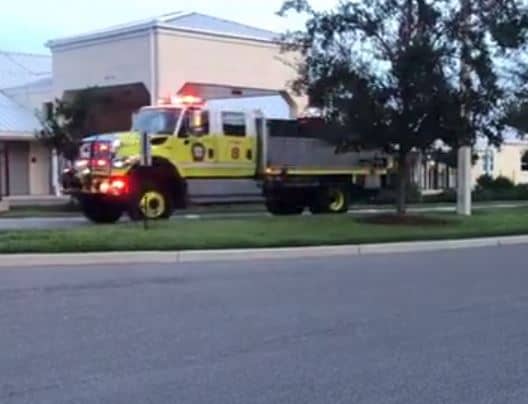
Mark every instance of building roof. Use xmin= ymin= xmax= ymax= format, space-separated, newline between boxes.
xmin=0 ymin=51 xmax=51 ymax=89
xmin=0 ymin=51 xmax=50 ymax=137
xmin=47 ymin=11 xmax=280 ymax=49
xmin=0 ymin=91 xmax=41 ymax=137
xmin=2 ymin=76 xmax=53 ymax=96
xmin=163 ymin=12 xmax=279 ymax=41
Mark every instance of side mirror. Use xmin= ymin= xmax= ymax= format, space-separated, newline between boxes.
xmin=190 ymin=110 xmax=208 ymax=136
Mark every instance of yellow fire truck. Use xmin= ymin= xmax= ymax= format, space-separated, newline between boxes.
xmin=62 ymin=95 xmax=390 ymax=223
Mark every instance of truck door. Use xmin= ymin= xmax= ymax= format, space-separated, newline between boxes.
xmin=217 ymin=111 xmax=256 ymax=178
xmin=175 ymin=109 xmax=219 ymax=178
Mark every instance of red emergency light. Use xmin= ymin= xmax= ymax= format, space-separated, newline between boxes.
xmin=99 ymin=177 xmax=129 ymax=196
xmin=95 ymin=142 xmax=110 ymax=153
xmin=158 ymin=94 xmax=205 ymax=107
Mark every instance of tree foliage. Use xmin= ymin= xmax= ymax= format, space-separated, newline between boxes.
xmin=280 ymin=0 xmax=528 ymax=213
xmin=37 ymin=89 xmax=100 ymax=161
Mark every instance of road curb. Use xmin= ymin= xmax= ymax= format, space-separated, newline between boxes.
xmin=1 ymin=235 xmax=528 ymax=268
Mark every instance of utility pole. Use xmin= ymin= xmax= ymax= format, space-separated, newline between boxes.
xmin=457 ymin=0 xmax=472 ymax=216
xmin=140 ymin=131 xmax=152 ymax=230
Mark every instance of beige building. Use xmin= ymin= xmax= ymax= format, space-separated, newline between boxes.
xmin=412 ymin=132 xmax=528 ymax=194
xmin=0 ymin=51 xmax=56 ymax=198
xmin=47 ymin=12 xmax=305 ymax=135
xmin=473 ymin=134 xmax=528 ymax=186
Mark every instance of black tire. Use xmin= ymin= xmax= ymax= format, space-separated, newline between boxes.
xmin=309 ymin=185 xmax=350 ymax=215
xmin=265 ymin=199 xmax=304 ymax=216
xmin=80 ymin=198 xmax=123 ymax=224
xmin=128 ymin=182 xmax=174 ymax=221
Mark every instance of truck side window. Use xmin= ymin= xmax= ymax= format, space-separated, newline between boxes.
xmin=222 ymin=112 xmax=246 ymax=137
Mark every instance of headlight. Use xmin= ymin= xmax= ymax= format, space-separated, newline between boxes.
xmin=74 ymin=159 xmax=89 ymax=169
xmin=112 ymin=156 xmax=136 ymax=169
xmin=112 ymin=158 xmax=127 ymax=169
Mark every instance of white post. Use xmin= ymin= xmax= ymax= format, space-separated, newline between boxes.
xmin=457 ymin=0 xmax=472 ymax=216
xmin=457 ymin=146 xmax=472 ymax=216
xmin=51 ymin=148 xmax=61 ymax=196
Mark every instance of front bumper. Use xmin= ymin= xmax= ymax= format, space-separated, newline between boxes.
xmin=61 ymin=170 xmax=127 ymax=201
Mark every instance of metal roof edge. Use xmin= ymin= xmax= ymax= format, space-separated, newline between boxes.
xmin=45 ymin=11 xmax=193 ymax=49
xmin=156 ymin=24 xmax=281 ymax=45
xmin=170 ymin=11 xmax=279 ymax=37
xmin=0 ymin=50 xmax=50 ymax=59
xmin=46 ymin=11 xmax=281 ymax=50
xmin=1 ymin=76 xmax=53 ymax=93
xmin=46 ymin=22 xmax=155 ymax=49
xmin=0 ymin=131 xmax=38 ymax=140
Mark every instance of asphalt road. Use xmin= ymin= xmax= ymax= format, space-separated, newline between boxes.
xmin=1 ymin=202 xmax=527 ymax=230
xmin=2 ymin=245 xmax=528 ymax=403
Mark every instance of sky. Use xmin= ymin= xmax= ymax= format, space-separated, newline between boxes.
xmin=0 ymin=0 xmax=337 ymax=55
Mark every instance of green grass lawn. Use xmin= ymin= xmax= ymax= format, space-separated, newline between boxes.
xmin=2 ymin=200 xmax=528 ymax=219
xmin=1 ymin=208 xmax=528 ymax=254
xmin=0 ymin=203 xmax=267 ymax=218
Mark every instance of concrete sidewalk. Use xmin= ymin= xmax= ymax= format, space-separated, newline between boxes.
xmin=4 ymin=195 xmax=70 ymax=208
xmin=1 ymin=234 xmax=527 ymax=268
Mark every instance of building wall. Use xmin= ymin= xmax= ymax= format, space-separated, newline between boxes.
xmin=0 ymin=139 xmax=52 ymax=196
xmin=51 ymin=28 xmax=307 ymax=114
xmin=52 ymin=32 xmax=153 ymax=98
xmin=497 ymin=144 xmax=528 ymax=184
xmin=156 ymin=30 xmax=307 ymax=114
xmin=473 ymin=143 xmax=528 ymax=186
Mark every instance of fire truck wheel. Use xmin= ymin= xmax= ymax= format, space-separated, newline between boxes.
xmin=310 ymin=186 xmax=350 ymax=214
xmin=81 ymin=199 xmax=124 ymax=224
xmin=128 ymin=184 xmax=174 ymax=221
xmin=265 ymin=199 xmax=304 ymax=216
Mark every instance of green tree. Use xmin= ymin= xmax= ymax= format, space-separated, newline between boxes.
xmin=280 ymin=0 xmax=528 ymax=214
xmin=37 ymin=89 xmax=100 ymax=161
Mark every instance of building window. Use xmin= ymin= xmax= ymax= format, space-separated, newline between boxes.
xmin=522 ymin=151 xmax=528 ymax=172
xmin=482 ymin=149 xmax=495 ymax=175
xmin=222 ymin=112 xmax=246 ymax=137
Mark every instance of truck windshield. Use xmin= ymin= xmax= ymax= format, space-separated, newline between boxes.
xmin=132 ymin=108 xmax=182 ymax=135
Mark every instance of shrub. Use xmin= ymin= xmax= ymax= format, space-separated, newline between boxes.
xmin=476 ymin=174 xmax=495 ymax=190
xmin=476 ymin=175 xmax=515 ymax=191
xmin=493 ymin=176 xmax=515 ymax=190
xmin=473 ymin=183 xmax=528 ymax=201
